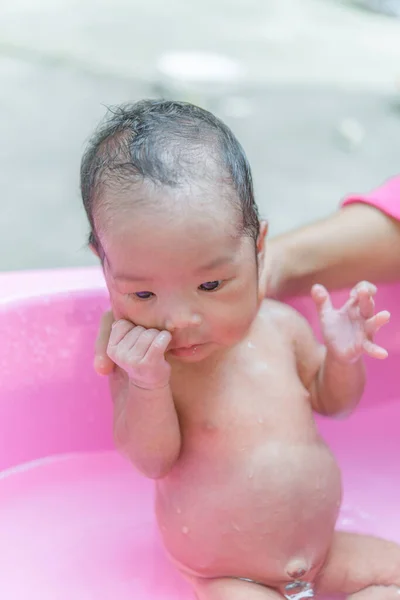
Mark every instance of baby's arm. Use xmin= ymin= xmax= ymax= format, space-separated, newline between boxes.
xmin=290 ymin=282 xmax=389 ymax=416
xmin=107 ymin=320 xmax=181 ymax=479
xmin=291 ymin=313 xmax=365 ymax=417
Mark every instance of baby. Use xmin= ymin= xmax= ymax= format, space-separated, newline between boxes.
xmin=81 ymin=100 xmax=400 ymax=600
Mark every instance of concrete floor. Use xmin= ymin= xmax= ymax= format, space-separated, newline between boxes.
xmin=1 ymin=0 xmax=400 ymax=271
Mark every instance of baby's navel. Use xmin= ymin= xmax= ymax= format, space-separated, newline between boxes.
xmin=286 ymin=558 xmax=309 ymax=580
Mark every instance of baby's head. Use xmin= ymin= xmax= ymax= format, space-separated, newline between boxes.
xmin=81 ymin=100 xmax=267 ymax=362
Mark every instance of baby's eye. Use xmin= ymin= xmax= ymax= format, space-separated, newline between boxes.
xmin=133 ymin=291 xmax=154 ymax=300
xmin=199 ymin=280 xmax=222 ymax=292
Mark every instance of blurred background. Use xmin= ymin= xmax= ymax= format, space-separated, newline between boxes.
xmin=1 ymin=0 xmax=400 ymax=271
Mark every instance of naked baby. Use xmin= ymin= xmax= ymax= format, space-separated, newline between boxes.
xmin=81 ymin=100 xmax=400 ymax=600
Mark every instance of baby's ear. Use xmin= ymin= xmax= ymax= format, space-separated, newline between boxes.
xmin=257 ymin=221 xmax=268 ymax=259
xmin=257 ymin=221 xmax=268 ymax=301
xmin=89 ymin=243 xmax=99 ymax=258
xmin=88 ymin=231 xmax=99 ymax=257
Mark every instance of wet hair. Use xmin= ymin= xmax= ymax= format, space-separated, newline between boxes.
xmin=80 ymin=99 xmax=259 ymax=253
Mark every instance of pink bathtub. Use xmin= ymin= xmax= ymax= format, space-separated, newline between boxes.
xmin=1 ymin=268 xmax=399 ymax=599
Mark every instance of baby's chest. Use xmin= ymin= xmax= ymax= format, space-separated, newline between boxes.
xmin=173 ymin=348 xmax=308 ymax=431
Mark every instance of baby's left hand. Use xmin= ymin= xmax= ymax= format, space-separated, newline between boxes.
xmin=311 ymin=281 xmax=390 ymax=363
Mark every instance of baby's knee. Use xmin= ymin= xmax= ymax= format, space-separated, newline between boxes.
xmin=350 ymin=585 xmax=400 ymax=600
xmin=190 ymin=576 xmax=282 ymax=600
xmin=317 ymin=534 xmax=400 ymax=595
xmin=377 ymin=541 xmax=400 ymax=587
xmin=360 ymin=540 xmax=400 ymax=588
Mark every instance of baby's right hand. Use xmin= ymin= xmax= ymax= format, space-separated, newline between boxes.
xmin=107 ymin=320 xmax=172 ymax=390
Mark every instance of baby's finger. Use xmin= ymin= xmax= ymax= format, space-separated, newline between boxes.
xmin=114 ymin=327 xmax=148 ymax=359
xmin=363 ymin=339 xmax=388 ymax=360
xmin=108 ymin=322 xmax=144 ymax=363
xmin=365 ymin=310 xmax=391 ymax=336
xmin=144 ymin=331 xmax=172 ymax=363
xmin=131 ymin=329 xmax=161 ymax=361
xmin=311 ymin=284 xmax=333 ymax=314
xmin=356 ymin=287 xmax=375 ymax=320
xmin=350 ymin=281 xmax=377 ymax=299
xmin=108 ymin=319 xmax=137 ymax=348
xmin=343 ymin=281 xmax=375 ymax=317
xmin=94 ymin=353 xmax=115 ymax=376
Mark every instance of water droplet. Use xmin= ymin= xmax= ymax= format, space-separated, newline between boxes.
xmin=359 ymin=510 xmax=371 ymax=520
xmin=247 ymin=341 xmax=255 ymax=349
xmin=231 ymin=522 xmax=241 ymax=531
xmin=248 ymin=469 xmax=254 ymax=479
xmin=176 ymin=507 xmax=182 ymax=514
xmin=257 ymin=417 xmax=264 ymax=424
xmin=182 ymin=526 xmax=189 ymax=534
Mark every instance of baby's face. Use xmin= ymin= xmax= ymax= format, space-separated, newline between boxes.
xmin=97 ymin=186 xmax=266 ymax=363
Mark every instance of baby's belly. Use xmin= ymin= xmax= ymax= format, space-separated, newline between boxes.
xmin=155 ymin=438 xmax=342 ymax=585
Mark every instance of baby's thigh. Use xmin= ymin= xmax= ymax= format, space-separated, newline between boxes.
xmin=316 ymin=531 xmax=400 ymax=594
xmin=191 ymin=577 xmax=283 ymax=600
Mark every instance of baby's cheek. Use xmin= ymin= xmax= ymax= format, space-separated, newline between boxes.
xmin=108 ymin=293 xmax=126 ymax=321
xmin=109 ymin=294 xmax=138 ymax=324
xmin=111 ymin=296 xmax=162 ymax=330
xmin=213 ymin=305 xmax=255 ymax=344
xmin=105 ymin=274 xmax=142 ymax=323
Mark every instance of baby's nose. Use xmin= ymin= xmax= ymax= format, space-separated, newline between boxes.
xmin=165 ymin=312 xmax=202 ymax=332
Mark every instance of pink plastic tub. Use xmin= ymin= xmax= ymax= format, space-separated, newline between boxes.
xmin=1 ymin=268 xmax=399 ymax=599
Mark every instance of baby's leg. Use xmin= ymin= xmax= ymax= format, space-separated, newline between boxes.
xmin=191 ymin=577 xmax=282 ymax=600
xmin=317 ymin=531 xmax=400 ymax=599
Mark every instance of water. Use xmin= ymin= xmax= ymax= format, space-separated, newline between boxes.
xmin=0 ymin=451 xmax=189 ymax=600
xmin=1 ymin=401 xmax=400 ymax=599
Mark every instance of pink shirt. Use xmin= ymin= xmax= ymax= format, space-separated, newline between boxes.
xmin=341 ymin=176 xmax=400 ymax=220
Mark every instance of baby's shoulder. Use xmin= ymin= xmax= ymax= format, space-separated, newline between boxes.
xmin=254 ymin=299 xmax=313 ymax=347
xmin=257 ymin=298 xmax=304 ymax=330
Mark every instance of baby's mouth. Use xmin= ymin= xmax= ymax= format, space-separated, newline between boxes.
xmin=169 ymin=343 xmax=198 ymax=351
xmin=168 ymin=343 xmax=204 ymax=357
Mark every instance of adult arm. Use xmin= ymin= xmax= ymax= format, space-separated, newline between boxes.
xmin=267 ymin=176 xmax=400 ymax=299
